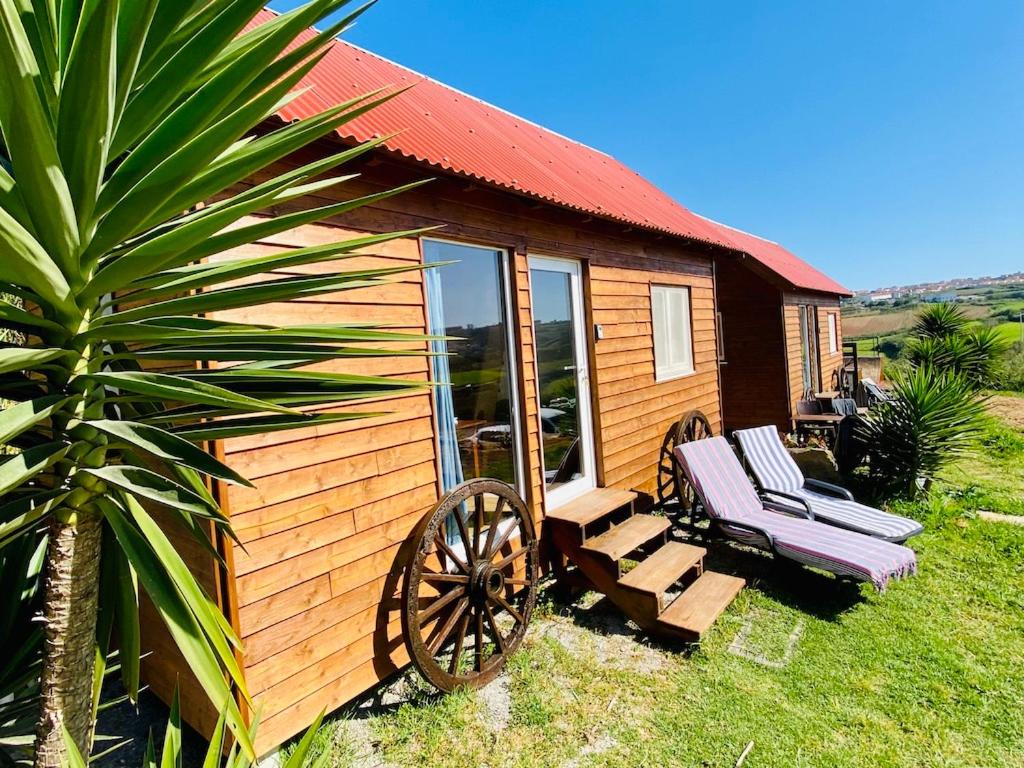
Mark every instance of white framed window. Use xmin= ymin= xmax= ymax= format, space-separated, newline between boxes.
xmin=651 ymin=284 xmax=695 ymax=381
xmin=827 ymin=312 xmax=838 ymax=354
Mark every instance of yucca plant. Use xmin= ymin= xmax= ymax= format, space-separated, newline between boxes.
xmin=0 ymin=533 xmax=46 ymax=765
xmin=61 ymin=689 xmax=331 ymax=768
xmin=0 ymin=1 xmax=434 ymax=765
xmin=906 ymin=314 xmax=1010 ymax=387
xmin=961 ymin=325 xmax=1012 ymax=386
xmin=855 ymin=366 xmax=988 ymax=497
xmin=911 ymin=302 xmax=969 ymax=339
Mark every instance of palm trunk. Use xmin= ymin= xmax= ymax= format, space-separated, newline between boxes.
xmin=33 ymin=510 xmax=102 ymax=768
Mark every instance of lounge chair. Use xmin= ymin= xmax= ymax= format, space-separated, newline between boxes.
xmin=674 ymin=437 xmax=917 ymax=591
xmin=733 ymin=426 xmax=923 ymax=543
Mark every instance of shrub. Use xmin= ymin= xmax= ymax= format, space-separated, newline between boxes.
xmin=905 ymin=307 xmax=1010 ymax=388
xmin=997 ymin=342 xmax=1024 ymax=393
xmin=855 ymin=366 xmax=988 ymax=498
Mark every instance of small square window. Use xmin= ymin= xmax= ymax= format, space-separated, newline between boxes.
xmin=827 ymin=313 xmax=838 ymax=354
xmin=651 ymin=285 xmax=695 ymax=381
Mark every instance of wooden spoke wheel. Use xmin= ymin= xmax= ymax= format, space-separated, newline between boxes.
xmin=656 ymin=409 xmax=714 ymax=511
xmin=401 ymin=478 xmax=539 ymax=693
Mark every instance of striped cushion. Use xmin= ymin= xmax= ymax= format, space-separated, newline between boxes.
xmin=723 ymin=510 xmax=917 ymax=591
xmin=674 ymin=438 xmax=917 ymax=591
xmin=673 ymin=437 xmax=763 ymax=521
xmin=767 ymin=489 xmax=924 ymax=542
xmin=734 ymin=426 xmax=804 ymax=493
xmin=736 ymin=424 xmax=922 ymax=542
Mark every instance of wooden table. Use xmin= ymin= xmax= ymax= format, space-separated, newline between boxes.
xmin=793 ymin=413 xmax=843 ymax=444
xmin=794 ymin=414 xmax=844 ymax=426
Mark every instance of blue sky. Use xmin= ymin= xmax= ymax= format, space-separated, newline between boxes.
xmin=269 ymin=1 xmax=1023 ymax=290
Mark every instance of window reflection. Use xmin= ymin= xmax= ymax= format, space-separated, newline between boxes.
xmin=424 ymin=240 xmax=519 ymax=486
xmin=531 ymin=269 xmax=582 ymax=491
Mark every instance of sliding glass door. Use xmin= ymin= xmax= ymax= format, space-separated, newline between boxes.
xmin=424 ymin=239 xmax=521 ymax=490
xmin=529 ymin=256 xmax=596 ymax=507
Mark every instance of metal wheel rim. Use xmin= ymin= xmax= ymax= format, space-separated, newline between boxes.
xmin=401 ymin=478 xmax=539 ymax=693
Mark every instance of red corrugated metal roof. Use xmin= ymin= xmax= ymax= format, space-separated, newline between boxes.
xmin=696 ymin=217 xmax=851 ymax=296
xmin=251 ymin=9 xmax=849 ymax=296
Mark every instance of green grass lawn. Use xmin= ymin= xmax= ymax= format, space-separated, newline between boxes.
xmin=993 ymin=321 xmax=1024 ymax=345
xmin=935 ymin=394 xmax=1024 ymax=516
xmin=298 ymin=406 xmax=1024 ymax=768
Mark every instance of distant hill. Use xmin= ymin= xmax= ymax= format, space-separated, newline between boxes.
xmin=851 ymin=272 xmax=1024 ymax=302
xmin=842 ymin=281 xmax=1024 ymax=358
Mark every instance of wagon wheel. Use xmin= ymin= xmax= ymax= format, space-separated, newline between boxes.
xmin=656 ymin=409 xmax=714 ymax=512
xmin=401 ymin=478 xmax=539 ymax=693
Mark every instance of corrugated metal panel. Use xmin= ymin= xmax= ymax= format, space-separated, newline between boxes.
xmin=249 ymin=9 xmax=848 ymax=296
xmin=697 ymin=217 xmax=851 ymax=296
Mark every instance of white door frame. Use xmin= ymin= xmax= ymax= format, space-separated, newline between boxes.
xmin=528 ymin=255 xmax=597 ymax=509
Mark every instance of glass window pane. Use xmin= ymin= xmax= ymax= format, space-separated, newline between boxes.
xmin=424 ymin=240 xmax=518 ymax=486
xmin=652 ymin=285 xmax=694 ymax=380
xmin=531 ymin=268 xmax=582 ymax=492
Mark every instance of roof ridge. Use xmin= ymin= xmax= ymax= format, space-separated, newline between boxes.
xmin=693 ymin=212 xmax=780 ymax=246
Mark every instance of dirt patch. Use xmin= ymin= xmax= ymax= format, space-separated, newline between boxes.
xmin=475 ymin=673 xmax=511 ymax=733
xmin=340 ymin=719 xmax=396 ymax=768
xmin=988 ymin=395 xmax=1024 ymax=430
xmin=842 ymin=309 xmax=920 ymax=338
xmin=978 ymin=511 xmax=1024 ymax=525
xmin=560 ymin=733 xmax=618 ymax=768
xmin=531 ymin=596 xmax=669 ymax=675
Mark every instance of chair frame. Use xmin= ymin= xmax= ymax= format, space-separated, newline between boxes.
xmin=735 ymin=427 xmax=922 ymax=543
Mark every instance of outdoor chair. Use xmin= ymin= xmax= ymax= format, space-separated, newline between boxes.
xmin=674 ymin=437 xmax=917 ymax=591
xmin=796 ymin=399 xmax=823 ymax=416
xmin=793 ymin=397 xmax=839 ymax=444
xmin=860 ymin=378 xmax=890 ymax=407
xmin=733 ymin=425 xmax=923 ymax=543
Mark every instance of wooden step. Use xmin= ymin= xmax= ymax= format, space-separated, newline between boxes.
xmin=581 ymin=514 xmax=670 ymax=562
xmin=546 ymin=487 xmax=637 ymax=529
xmin=657 ymin=571 xmax=745 ymax=642
xmin=618 ymin=542 xmax=706 ymax=609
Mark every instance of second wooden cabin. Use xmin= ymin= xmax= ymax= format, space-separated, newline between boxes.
xmin=713 ymin=221 xmax=850 ymax=432
xmin=142 ymin=9 xmax=850 ymax=753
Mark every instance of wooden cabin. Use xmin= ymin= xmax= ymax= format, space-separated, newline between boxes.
xmin=710 ymin=222 xmax=851 ymax=433
xmin=141 ymin=10 xmax=847 ymax=753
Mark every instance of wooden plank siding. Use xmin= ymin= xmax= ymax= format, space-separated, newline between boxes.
xmin=782 ymin=291 xmax=843 ymax=420
xmin=715 ymin=258 xmax=845 ymax=432
xmin=210 ymin=220 xmax=439 ymax=751
xmin=511 ymin=252 xmax=546 ymax=526
xmin=588 ymin=260 xmax=720 ymax=499
xmin=782 ymin=303 xmax=806 ymax=417
xmin=139 ymin=148 xmax=727 ymax=753
xmin=139 ymin=511 xmax=223 ymax=741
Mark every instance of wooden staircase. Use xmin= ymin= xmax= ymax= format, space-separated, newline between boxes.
xmin=547 ymin=487 xmax=744 ymax=642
